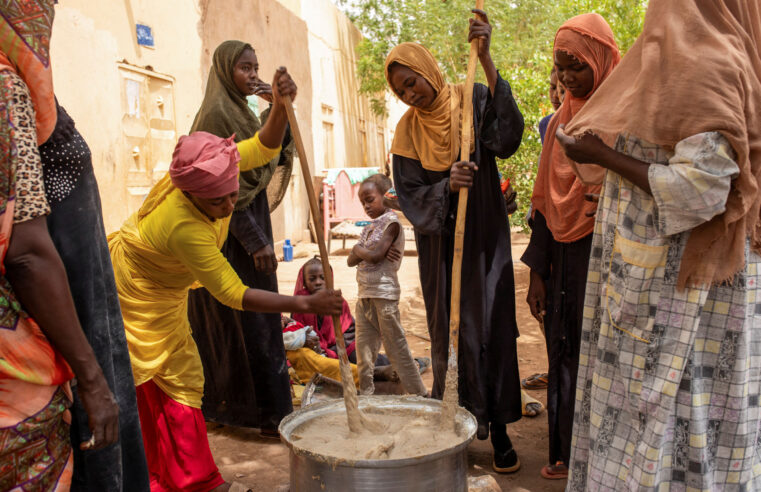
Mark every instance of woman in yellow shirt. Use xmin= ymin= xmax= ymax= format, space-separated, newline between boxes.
xmin=109 ymin=68 xmax=340 ymax=492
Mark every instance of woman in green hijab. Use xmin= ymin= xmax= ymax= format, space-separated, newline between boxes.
xmin=187 ymin=40 xmax=295 ymax=436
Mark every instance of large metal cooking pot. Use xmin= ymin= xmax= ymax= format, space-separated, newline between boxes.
xmin=279 ymin=395 xmax=476 ymax=492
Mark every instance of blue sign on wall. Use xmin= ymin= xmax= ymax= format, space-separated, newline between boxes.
xmin=136 ymin=24 xmax=154 ymax=47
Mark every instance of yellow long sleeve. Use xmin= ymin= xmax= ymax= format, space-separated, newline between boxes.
xmin=164 ymin=217 xmax=248 ymax=310
xmin=138 ymin=189 xmax=248 ymax=310
xmin=236 ymin=132 xmax=281 ymax=171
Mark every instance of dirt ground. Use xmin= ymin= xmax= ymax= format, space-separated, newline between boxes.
xmin=207 ymin=231 xmax=566 ymax=492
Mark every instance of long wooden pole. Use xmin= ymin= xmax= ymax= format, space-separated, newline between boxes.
xmin=283 ymin=95 xmax=370 ymax=433
xmin=441 ymin=0 xmax=485 ymax=428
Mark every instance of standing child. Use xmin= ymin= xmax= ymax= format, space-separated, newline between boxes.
xmin=348 ymin=176 xmax=427 ymax=397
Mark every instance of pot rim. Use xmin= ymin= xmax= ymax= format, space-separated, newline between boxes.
xmin=279 ymin=395 xmax=477 ymax=468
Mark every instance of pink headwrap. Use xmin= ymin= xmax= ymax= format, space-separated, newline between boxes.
xmin=169 ymin=131 xmax=241 ymax=198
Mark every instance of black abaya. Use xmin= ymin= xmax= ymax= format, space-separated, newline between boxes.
xmin=187 ymin=190 xmax=292 ymax=430
xmin=392 ymin=75 xmax=524 ymax=428
xmin=521 ymin=209 xmax=591 ymax=465
xmin=41 ymin=113 xmax=150 ymax=491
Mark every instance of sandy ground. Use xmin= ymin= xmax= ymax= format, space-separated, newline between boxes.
xmin=207 ymin=231 xmax=566 ymax=492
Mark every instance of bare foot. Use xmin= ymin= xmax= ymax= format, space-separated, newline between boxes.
xmin=211 ymin=484 xmax=231 ymax=492
xmin=373 ymin=365 xmax=397 ymax=381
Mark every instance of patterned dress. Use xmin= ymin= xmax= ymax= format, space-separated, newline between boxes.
xmin=568 ymin=132 xmax=761 ymax=491
xmin=0 ymin=71 xmax=74 ymax=491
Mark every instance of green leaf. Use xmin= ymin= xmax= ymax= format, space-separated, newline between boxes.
xmin=339 ymin=0 xmax=645 ymax=231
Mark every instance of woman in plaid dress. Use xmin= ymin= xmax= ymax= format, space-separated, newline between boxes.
xmin=556 ymin=0 xmax=761 ymax=490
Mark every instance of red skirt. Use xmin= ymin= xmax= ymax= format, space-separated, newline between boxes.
xmin=136 ymin=380 xmax=225 ymax=492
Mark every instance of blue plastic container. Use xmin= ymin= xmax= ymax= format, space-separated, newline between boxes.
xmin=283 ymin=239 xmax=294 ymax=262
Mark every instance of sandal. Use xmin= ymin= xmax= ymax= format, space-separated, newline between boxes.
xmin=415 ymin=357 xmax=432 ymax=375
xmin=493 ymin=447 xmax=521 ymax=474
xmin=521 ymin=372 xmax=549 ymax=390
xmin=521 ymin=389 xmax=544 ymax=417
xmin=540 ymin=462 xmax=568 ymax=480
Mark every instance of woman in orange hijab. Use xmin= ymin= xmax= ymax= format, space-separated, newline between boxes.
xmin=520 ymin=13 xmax=620 ymax=480
xmin=555 ymin=1 xmax=761 ymax=490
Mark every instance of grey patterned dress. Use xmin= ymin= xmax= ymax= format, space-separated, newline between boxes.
xmin=568 ymin=132 xmax=761 ymax=491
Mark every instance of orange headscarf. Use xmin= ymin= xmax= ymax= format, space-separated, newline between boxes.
xmin=0 ymin=1 xmax=56 ymax=144
xmin=566 ymin=0 xmax=761 ymax=288
xmin=530 ymin=13 xmax=620 ymax=243
xmin=384 ymin=42 xmax=473 ymax=172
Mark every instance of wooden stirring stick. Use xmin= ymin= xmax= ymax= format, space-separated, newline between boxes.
xmin=283 ymin=95 xmax=374 ymax=433
xmin=440 ymin=0 xmax=485 ymax=430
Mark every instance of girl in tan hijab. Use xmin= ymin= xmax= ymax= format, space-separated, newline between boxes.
xmin=385 ymin=9 xmax=525 ymax=473
xmin=555 ymin=1 xmax=761 ymax=490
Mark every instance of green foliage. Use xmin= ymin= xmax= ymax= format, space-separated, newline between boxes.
xmin=337 ymin=0 xmax=645 ymax=230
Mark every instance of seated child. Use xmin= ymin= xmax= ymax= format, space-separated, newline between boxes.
xmin=292 ymin=257 xmax=359 ymax=361
xmin=348 ymin=175 xmax=428 ymax=396
xmin=281 ymin=315 xmax=395 ymax=385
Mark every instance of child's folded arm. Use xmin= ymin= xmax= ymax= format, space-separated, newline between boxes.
xmin=349 ymin=222 xmax=400 ymax=265
xmin=347 ymin=246 xmax=363 ymax=267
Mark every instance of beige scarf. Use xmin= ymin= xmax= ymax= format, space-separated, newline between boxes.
xmin=565 ymin=0 xmax=761 ymax=288
xmin=385 ymin=42 xmax=473 ymax=172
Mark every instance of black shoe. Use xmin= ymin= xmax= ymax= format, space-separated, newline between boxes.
xmin=477 ymin=423 xmax=489 ymax=440
xmin=493 ymin=447 xmax=521 ymax=474
xmin=260 ymin=427 xmax=280 ymax=439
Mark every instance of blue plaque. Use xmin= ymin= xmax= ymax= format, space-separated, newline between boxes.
xmin=136 ymin=24 xmax=154 ymax=47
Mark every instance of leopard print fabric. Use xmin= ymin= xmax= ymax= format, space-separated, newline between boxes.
xmin=7 ymin=71 xmax=50 ymax=224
